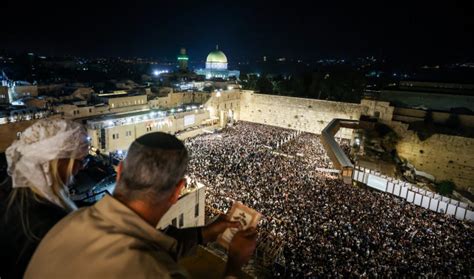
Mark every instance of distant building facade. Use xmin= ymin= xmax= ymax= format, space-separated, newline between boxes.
xmin=157 ymin=181 xmax=206 ymax=229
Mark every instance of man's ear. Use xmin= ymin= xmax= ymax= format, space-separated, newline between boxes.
xmin=169 ymin=179 xmax=185 ymax=205
xmin=116 ymin=161 xmax=123 ymax=182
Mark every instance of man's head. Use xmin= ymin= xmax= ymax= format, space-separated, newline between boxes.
xmin=114 ymin=132 xmax=189 ymax=212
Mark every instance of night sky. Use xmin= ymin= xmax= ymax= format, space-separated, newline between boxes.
xmin=2 ymin=0 xmax=473 ymax=62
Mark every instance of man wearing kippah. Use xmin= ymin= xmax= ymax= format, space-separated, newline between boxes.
xmin=25 ymin=132 xmax=257 ymax=278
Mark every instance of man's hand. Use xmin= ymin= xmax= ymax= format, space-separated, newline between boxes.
xmin=225 ymin=227 xmax=258 ymax=277
xmin=201 ymin=214 xmax=241 ymax=244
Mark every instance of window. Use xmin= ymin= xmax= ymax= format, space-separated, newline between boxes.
xmin=112 ymin=134 xmax=115 ymax=140
xmin=179 ymin=213 xmax=184 ymax=228
xmin=195 ymin=203 xmax=199 ymax=217
xmin=171 ymin=218 xmax=177 ymax=227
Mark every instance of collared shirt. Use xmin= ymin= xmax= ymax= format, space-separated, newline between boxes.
xmin=25 ymin=195 xmax=201 ymax=279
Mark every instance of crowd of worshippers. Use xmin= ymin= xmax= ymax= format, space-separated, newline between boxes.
xmin=186 ymin=121 xmax=473 ymax=278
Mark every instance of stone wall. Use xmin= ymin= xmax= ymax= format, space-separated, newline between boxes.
xmin=149 ymin=92 xmax=210 ymax=109
xmin=237 ymin=91 xmax=474 ymax=192
xmin=157 ymin=184 xmax=206 ymax=229
xmin=88 ymin=110 xmax=210 ymax=152
xmin=239 ymin=91 xmax=365 ymax=138
xmin=396 ymin=128 xmax=474 ymax=193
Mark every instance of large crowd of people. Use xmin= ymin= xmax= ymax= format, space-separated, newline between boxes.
xmin=186 ymin=121 xmax=473 ymax=277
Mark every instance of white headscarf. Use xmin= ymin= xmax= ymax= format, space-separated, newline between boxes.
xmin=5 ymin=119 xmax=89 ymax=208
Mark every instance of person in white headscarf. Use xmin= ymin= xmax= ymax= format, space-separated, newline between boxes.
xmin=0 ymin=119 xmax=89 ymax=279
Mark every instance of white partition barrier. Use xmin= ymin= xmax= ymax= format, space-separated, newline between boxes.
xmin=455 ymin=208 xmax=466 ymax=220
xmin=414 ymin=193 xmax=423 ymax=206
xmin=387 ymin=182 xmax=394 ymax=194
xmin=400 ymin=186 xmax=408 ymax=199
xmin=447 ymin=204 xmax=457 ymax=216
xmin=429 ymin=199 xmax=438 ymax=211
xmin=367 ymin=174 xmax=387 ymax=192
xmin=407 ymin=191 xmax=415 ymax=203
xmin=438 ymin=201 xmax=448 ymax=214
xmin=393 ymin=184 xmax=401 ymax=196
xmin=421 ymin=196 xmax=430 ymax=209
xmin=354 ymin=166 xmax=473 ymax=222
xmin=466 ymin=210 xmax=474 ymax=222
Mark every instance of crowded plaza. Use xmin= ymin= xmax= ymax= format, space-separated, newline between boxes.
xmin=185 ymin=121 xmax=473 ymax=277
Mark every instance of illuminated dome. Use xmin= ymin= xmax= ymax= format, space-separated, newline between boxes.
xmin=206 ymin=46 xmax=228 ymax=70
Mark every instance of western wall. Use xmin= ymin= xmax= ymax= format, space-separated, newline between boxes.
xmin=238 ymin=91 xmax=365 ymax=138
xmin=395 ymin=125 xmax=474 ymax=193
xmin=234 ymin=91 xmax=474 ymax=193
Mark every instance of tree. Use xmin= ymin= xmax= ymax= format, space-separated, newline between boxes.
xmin=435 ymin=180 xmax=455 ymax=196
xmin=256 ymin=75 xmax=273 ymax=94
xmin=445 ymin=112 xmax=460 ymax=129
xmin=241 ymin=74 xmax=258 ymax=90
xmin=424 ymin=110 xmax=433 ymax=125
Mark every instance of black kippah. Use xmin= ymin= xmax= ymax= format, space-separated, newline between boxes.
xmin=135 ymin=132 xmax=184 ymax=150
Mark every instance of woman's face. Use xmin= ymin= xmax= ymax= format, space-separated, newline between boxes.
xmin=57 ymin=156 xmax=89 ymax=185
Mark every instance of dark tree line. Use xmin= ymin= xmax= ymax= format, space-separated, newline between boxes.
xmin=241 ymin=66 xmax=366 ymax=103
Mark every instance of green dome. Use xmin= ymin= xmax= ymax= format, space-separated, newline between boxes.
xmin=206 ymin=50 xmax=228 ymax=64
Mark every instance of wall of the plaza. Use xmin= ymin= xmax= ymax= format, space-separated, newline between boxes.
xmin=13 ymin=85 xmax=38 ymax=98
xmin=157 ymin=185 xmax=206 ymax=229
xmin=203 ymin=90 xmax=242 ymax=123
xmin=360 ymin=99 xmax=394 ymax=123
xmin=107 ymin=95 xmax=147 ymax=109
xmin=55 ymin=104 xmax=109 ymax=119
xmin=395 ymin=127 xmax=474 ymax=193
xmin=239 ymin=91 xmax=365 ymax=138
xmin=88 ymin=110 xmax=210 ymax=152
xmin=149 ymin=92 xmax=210 ymax=109
xmin=55 ymin=103 xmax=149 ymax=120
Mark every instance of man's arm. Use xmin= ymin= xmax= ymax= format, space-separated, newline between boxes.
xmin=163 ymin=215 xmax=240 ymax=259
xmin=163 ymin=226 xmax=203 ymax=259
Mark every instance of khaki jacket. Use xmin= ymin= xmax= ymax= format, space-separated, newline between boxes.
xmin=25 ymin=194 xmax=202 ymax=279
